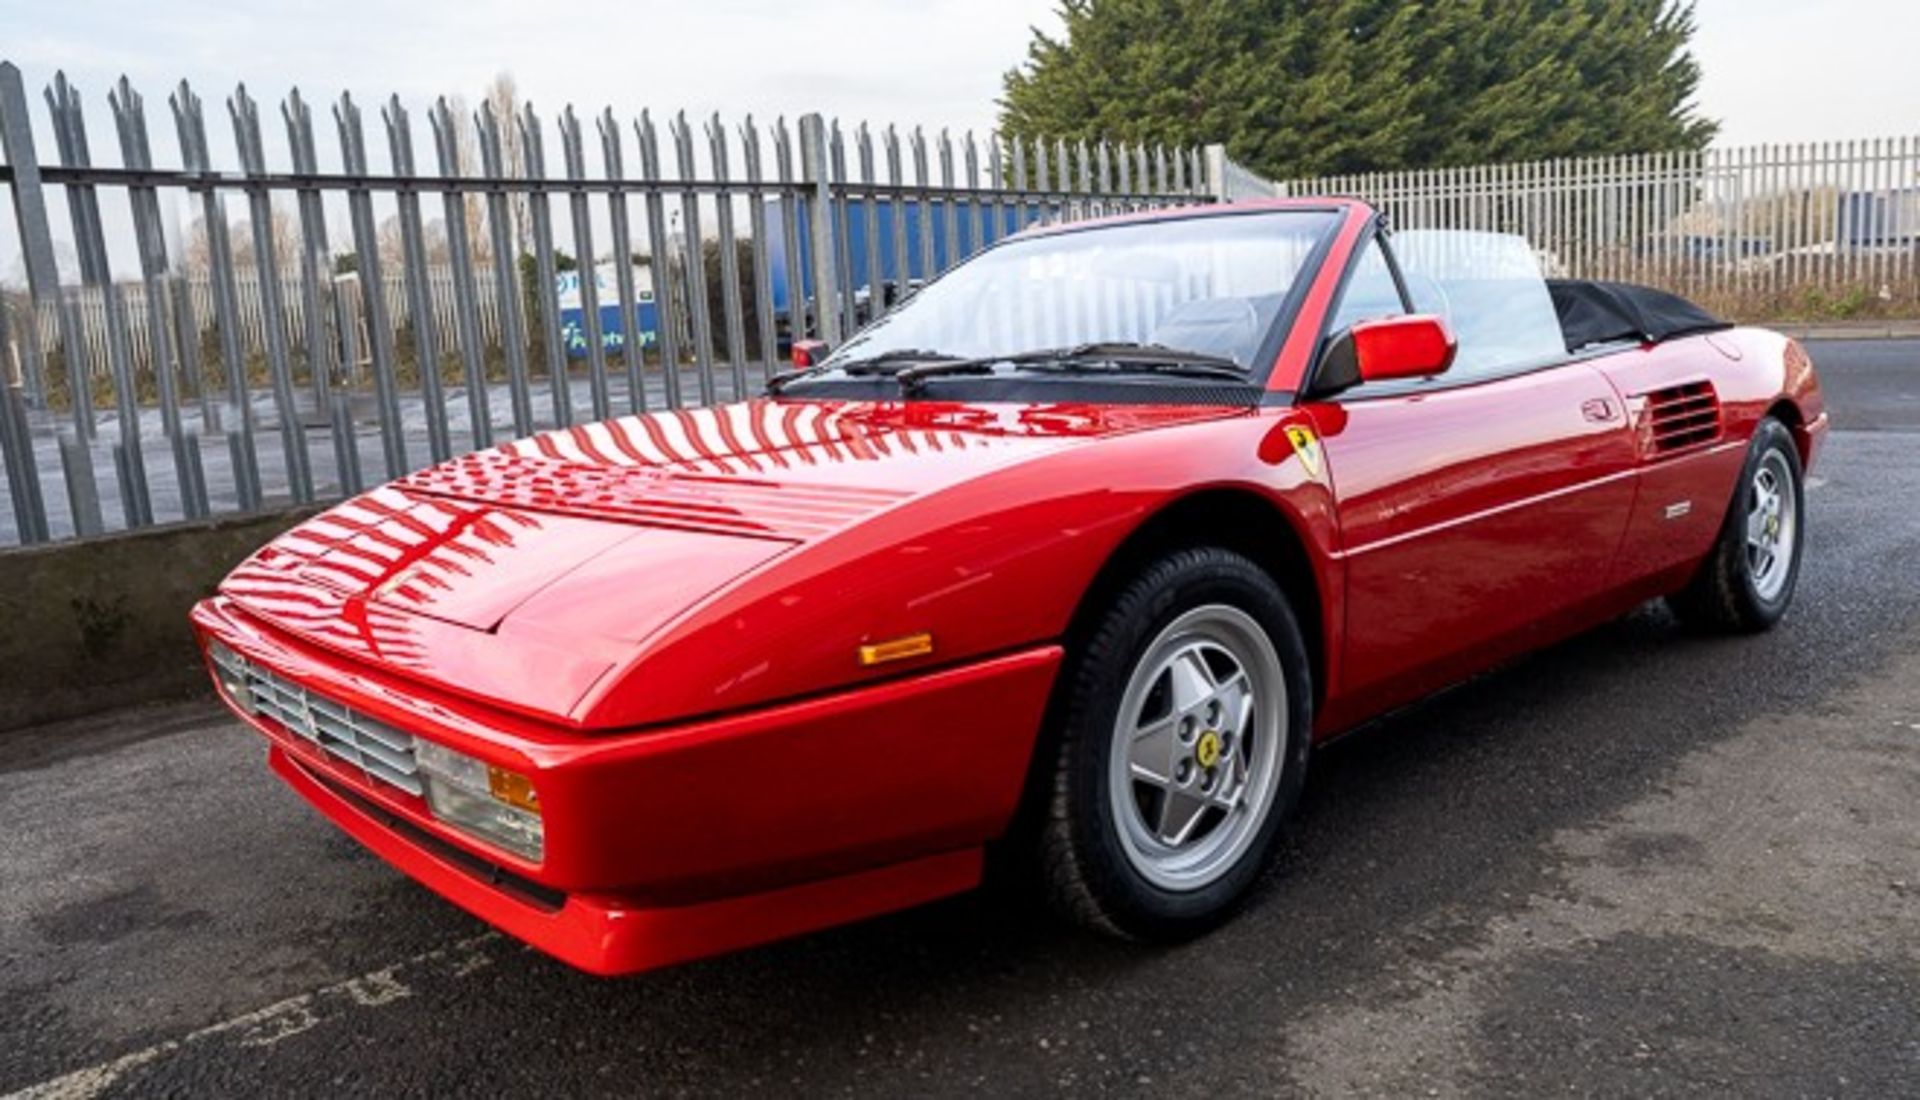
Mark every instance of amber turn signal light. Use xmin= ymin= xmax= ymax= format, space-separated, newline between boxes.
xmin=858 ymin=633 xmax=934 ymax=666
xmin=487 ymin=765 xmax=541 ymax=812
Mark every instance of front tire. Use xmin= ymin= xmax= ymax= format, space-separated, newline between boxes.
xmin=1037 ymin=547 xmax=1313 ymax=941
xmin=1669 ymin=417 xmax=1805 ymax=632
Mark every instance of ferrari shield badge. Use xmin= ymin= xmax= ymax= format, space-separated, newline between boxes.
xmin=1195 ymin=730 xmax=1223 ymax=769
xmin=1285 ymin=425 xmax=1324 ymax=480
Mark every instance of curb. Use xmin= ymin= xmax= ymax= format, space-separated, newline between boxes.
xmin=1774 ymin=321 xmax=1920 ymax=340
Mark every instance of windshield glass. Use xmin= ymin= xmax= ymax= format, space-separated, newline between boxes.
xmin=822 ymin=210 xmax=1338 ymax=373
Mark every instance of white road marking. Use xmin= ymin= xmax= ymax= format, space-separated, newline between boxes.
xmin=4 ymin=933 xmax=500 ymax=1100
xmin=343 ymin=969 xmax=413 ymax=1009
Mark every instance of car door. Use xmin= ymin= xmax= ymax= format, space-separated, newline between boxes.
xmin=1305 ymin=233 xmax=1639 ymax=723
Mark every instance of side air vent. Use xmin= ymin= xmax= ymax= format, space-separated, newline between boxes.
xmin=1644 ymin=381 xmax=1721 ymax=455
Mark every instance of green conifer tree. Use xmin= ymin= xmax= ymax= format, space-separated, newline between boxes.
xmin=999 ymin=0 xmax=1717 ymax=180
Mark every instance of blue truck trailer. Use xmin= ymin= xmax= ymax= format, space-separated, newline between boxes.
xmin=557 ymin=200 xmax=1042 ymax=359
xmin=767 ymin=198 xmax=1036 ymax=320
xmin=556 ymin=264 xmax=662 ymax=359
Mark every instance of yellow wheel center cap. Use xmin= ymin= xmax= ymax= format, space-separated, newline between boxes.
xmin=1195 ymin=730 xmax=1223 ymax=769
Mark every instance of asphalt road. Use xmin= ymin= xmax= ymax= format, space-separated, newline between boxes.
xmin=4 ymin=339 xmax=1917 ymax=1098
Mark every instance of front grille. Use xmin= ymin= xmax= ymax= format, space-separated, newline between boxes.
xmin=211 ymin=646 xmax=423 ymax=796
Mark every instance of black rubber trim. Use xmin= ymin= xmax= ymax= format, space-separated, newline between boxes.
xmin=308 ymin=765 xmax=568 ymax=913
xmin=777 ymin=375 xmax=1266 ymax=406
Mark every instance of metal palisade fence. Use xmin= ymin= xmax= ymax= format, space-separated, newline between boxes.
xmin=1276 ymin=139 xmax=1920 ymax=316
xmin=0 ymin=62 xmax=1216 ymax=545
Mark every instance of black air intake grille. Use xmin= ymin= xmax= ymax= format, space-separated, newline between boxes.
xmin=1643 ymin=381 xmax=1721 ymax=455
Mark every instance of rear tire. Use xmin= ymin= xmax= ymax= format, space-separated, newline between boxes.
xmin=1037 ymin=547 xmax=1312 ymax=941
xmin=1668 ymin=417 xmax=1805 ymax=633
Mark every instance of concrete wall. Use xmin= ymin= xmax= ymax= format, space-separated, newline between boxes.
xmin=0 ymin=507 xmax=318 ymax=732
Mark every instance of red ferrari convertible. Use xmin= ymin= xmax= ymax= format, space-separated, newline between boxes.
xmin=192 ymin=199 xmax=1826 ymax=975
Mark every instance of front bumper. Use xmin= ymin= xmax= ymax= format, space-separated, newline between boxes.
xmin=192 ymin=596 xmax=1060 ymax=974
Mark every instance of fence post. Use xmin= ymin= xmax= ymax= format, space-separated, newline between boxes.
xmin=232 ymin=84 xmax=315 ymax=502
xmin=797 ymin=113 xmax=842 ymax=346
xmin=634 ymin=111 xmax=685 ymax=410
xmin=740 ymin=115 xmax=780 ymax=382
xmin=828 ymin=123 xmax=856 ymax=338
xmin=1 ymin=63 xmax=104 ymax=536
xmin=598 ymin=107 xmax=649 ymax=412
xmin=383 ymin=96 xmax=452 ymax=463
xmin=111 ymin=76 xmax=209 ymax=522
xmin=48 ymin=73 xmax=154 ymax=528
xmin=559 ymin=106 xmax=612 ymax=421
xmin=885 ymin=126 xmax=910 ymax=303
xmin=477 ymin=101 xmax=535 ymax=436
xmin=177 ymin=80 xmax=265 ymax=510
xmin=0 ymin=292 xmax=49 ymax=542
xmin=283 ymin=91 xmax=336 ymax=417
xmin=517 ymin=103 xmax=572 ymax=429
xmin=670 ymin=111 xmax=718 ymax=406
xmin=434 ymin=97 xmax=496 ymax=449
xmin=706 ymin=112 xmax=750 ymax=399
xmin=912 ymin=129 xmax=935 ymax=288
xmin=333 ymin=91 xmax=408 ymax=480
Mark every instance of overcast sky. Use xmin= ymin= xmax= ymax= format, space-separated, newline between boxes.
xmin=2 ymin=0 xmax=1913 ymax=152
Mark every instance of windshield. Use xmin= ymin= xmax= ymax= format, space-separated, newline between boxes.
xmin=822 ymin=210 xmax=1338 ymax=375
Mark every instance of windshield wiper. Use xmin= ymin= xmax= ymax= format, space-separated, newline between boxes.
xmin=1022 ymin=342 xmax=1246 ymax=372
xmin=767 ymin=348 xmax=964 ymax=394
xmin=765 ymin=366 xmax=821 ymax=394
xmin=838 ymin=349 xmax=967 ymax=375
xmin=895 ymin=342 xmax=1249 ymax=391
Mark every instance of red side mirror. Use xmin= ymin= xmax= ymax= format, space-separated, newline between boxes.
xmin=791 ymin=339 xmax=831 ymax=369
xmin=1350 ymin=314 xmax=1456 ymax=383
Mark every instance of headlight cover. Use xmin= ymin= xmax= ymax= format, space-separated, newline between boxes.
xmin=413 ymin=738 xmax=544 ymax=862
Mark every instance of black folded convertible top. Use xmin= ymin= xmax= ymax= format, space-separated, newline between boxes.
xmin=1546 ymin=279 xmax=1730 ymax=352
